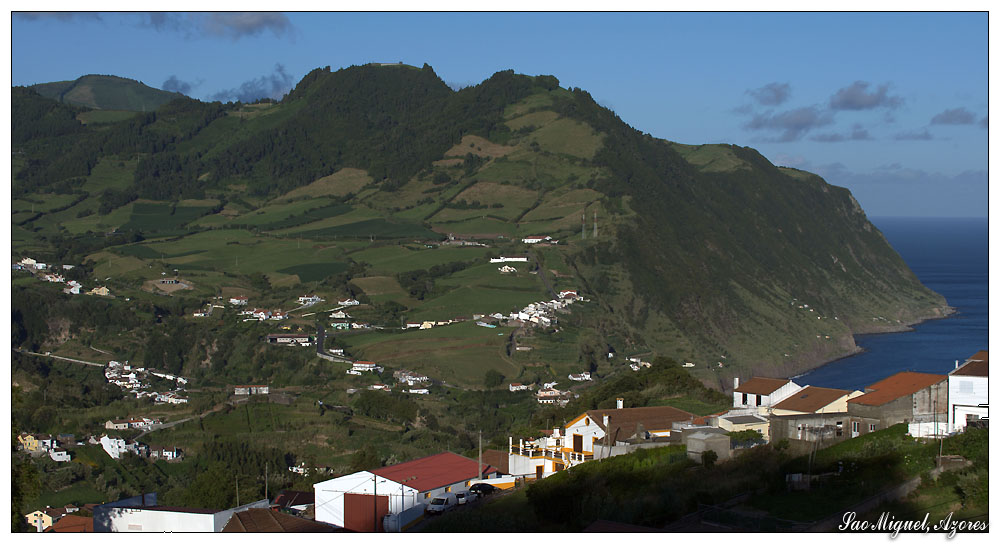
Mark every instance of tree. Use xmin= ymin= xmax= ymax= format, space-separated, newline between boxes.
xmin=483 ymin=369 xmax=504 ymax=389
xmin=701 ymin=449 xmax=718 ymax=467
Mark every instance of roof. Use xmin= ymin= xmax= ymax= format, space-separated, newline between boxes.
xmin=480 ymin=449 xmax=510 ymax=475
xmin=772 ymin=386 xmax=852 ymax=413
xmin=734 ymin=377 xmax=792 ymax=395
xmin=223 ymin=509 xmax=340 ymax=533
xmin=848 ymin=372 xmax=947 ymax=407
xmin=581 ymin=406 xmax=695 ymax=442
xmin=952 ymin=351 xmax=988 ymax=377
xmin=46 ymin=515 xmax=94 ymax=533
xmin=722 ymin=415 xmax=768 ymax=425
xmin=272 ymin=490 xmax=314 ymax=509
xmin=371 ymin=451 xmax=497 ymax=492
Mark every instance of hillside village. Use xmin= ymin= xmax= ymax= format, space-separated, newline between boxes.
xmin=17 ymin=350 xmax=988 ymax=532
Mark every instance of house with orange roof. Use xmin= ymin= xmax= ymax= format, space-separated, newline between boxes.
xmin=948 ymin=350 xmax=988 ymax=433
xmin=847 ymin=371 xmax=948 ymax=433
xmin=507 ymin=398 xmax=695 ymax=478
xmin=770 ymin=386 xmax=864 ymax=416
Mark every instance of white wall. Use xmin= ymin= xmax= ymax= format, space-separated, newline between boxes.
xmin=313 ymin=471 xmax=421 ymax=528
xmin=948 ymin=375 xmax=988 ymax=431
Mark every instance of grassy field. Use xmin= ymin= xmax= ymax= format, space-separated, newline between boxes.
xmin=296 ymin=218 xmax=441 ymax=240
xmin=348 ymin=245 xmax=489 ymax=275
xmin=530 ymin=118 xmax=603 ymax=159
xmin=121 ymin=202 xmax=216 ymax=232
xmin=232 ymin=198 xmax=338 ymax=226
xmin=339 ymin=322 xmax=518 ymax=387
xmin=277 ymin=262 xmax=350 ymax=282
xmin=505 ymin=110 xmax=560 ymax=131
xmin=12 ymin=194 xmax=80 ymax=214
xmin=669 ymin=143 xmax=751 ymax=173
xmin=278 ymin=168 xmax=373 ymax=200
xmin=273 ymin=207 xmax=382 ymax=235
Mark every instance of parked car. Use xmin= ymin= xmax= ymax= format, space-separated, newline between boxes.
xmin=469 ymin=483 xmax=498 ymax=496
xmin=426 ymin=493 xmax=456 ymax=515
xmin=454 ymin=491 xmax=476 ymax=505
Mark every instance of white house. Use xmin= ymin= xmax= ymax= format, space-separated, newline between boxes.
xmin=314 ymin=452 xmax=498 ymax=532
xmin=490 ymin=257 xmax=529 ymax=263
xmin=339 ymin=298 xmax=361 ymax=306
xmin=297 ymin=295 xmax=323 ymax=305
xmin=508 ymin=400 xmax=694 ymax=479
xmin=732 ymin=377 xmax=803 ymax=414
xmin=521 ymin=236 xmax=551 ymax=244
xmin=568 ymin=372 xmax=592 ymax=382
xmin=498 ymin=265 xmax=517 ymax=274
xmin=100 ymin=435 xmax=128 ymax=459
xmin=407 ymin=388 xmax=430 ymax=395
xmin=229 ymin=296 xmax=248 ymax=306
xmin=509 ymin=383 xmax=530 ymax=392
xmin=330 ymin=310 xmax=351 ymax=319
xmin=948 ymin=350 xmax=989 ymax=433
xmin=352 ymin=361 xmax=380 ymax=373
xmin=558 ymin=290 xmax=578 ymax=299
xmin=49 ymin=448 xmax=71 ymax=462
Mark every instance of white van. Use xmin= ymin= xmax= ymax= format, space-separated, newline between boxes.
xmin=426 ymin=492 xmax=457 ymax=515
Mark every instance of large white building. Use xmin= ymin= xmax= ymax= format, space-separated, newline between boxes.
xmin=93 ymin=494 xmax=269 ymax=532
xmin=314 ymin=452 xmax=498 ymax=532
xmin=732 ymin=377 xmax=803 ymax=413
xmin=948 ymin=350 xmax=988 ymax=433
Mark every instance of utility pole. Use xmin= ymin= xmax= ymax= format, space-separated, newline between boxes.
xmin=235 ymin=474 xmax=240 ymax=508
xmin=265 ymin=462 xmax=268 ymax=503
xmin=373 ymin=475 xmax=378 ymax=533
xmin=478 ymin=429 xmax=483 ymax=481
xmin=581 ymin=210 xmax=586 ymax=240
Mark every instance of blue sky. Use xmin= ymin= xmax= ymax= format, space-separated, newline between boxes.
xmin=10 ymin=11 xmax=989 ymax=217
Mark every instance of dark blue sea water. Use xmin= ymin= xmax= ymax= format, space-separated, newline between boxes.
xmin=794 ymin=216 xmax=988 ymax=391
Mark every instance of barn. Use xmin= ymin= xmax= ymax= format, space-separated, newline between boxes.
xmin=313 ymin=451 xmax=498 ymax=531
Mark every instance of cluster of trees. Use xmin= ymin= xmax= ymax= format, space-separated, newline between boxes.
xmin=396 ymin=259 xmax=473 ymax=300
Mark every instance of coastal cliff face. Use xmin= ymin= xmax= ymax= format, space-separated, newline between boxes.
xmin=11 ymin=65 xmax=948 ymax=386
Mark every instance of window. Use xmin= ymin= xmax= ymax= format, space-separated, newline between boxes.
xmin=869 ymin=424 xmax=876 ymax=432
xmin=836 ymin=421 xmax=843 ymax=437
xmin=852 ymin=421 xmax=859 ymax=433
xmin=446 ymin=486 xmax=451 ymax=492
xmin=585 ymin=418 xmax=590 ymax=426
xmin=742 ymin=393 xmax=748 ymax=405
xmin=959 ymin=381 xmax=974 ymax=394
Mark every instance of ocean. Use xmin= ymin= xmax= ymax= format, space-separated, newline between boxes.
xmin=793 ymin=216 xmax=988 ymax=391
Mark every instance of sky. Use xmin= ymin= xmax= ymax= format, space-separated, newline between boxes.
xmin=9 ymin=10 xmax=990 ymax=217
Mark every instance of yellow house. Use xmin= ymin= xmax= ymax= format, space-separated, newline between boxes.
xmin=89 ymin=286 xmax=111 ymax=297
xmin=770 ymin=386 xmax=864 ymax=417
xmin=25 ymin=510 xmax=54 ymax=532
xmin=714 ymin=413 xmax=770 ymax=439
xmin=17 ymin=433 xmax=40 ymax=452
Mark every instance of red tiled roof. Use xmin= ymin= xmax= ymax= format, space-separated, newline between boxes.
xmin=773 ymin=386 xmax=852 ymax=413
xmin=585 ymin=405 xmax=695 ymax=441
xmin=371 ymin=452 xmax=496 ymax=492
xmin=966 ymin=350 xmax=988 ymax=362
xmin=272 ymin=490 xmax=314 ymax=510
xmin=848 ymin=372 xmax=947 ymax=407
xmin=46 ymin=515 xmax=93 ymax=533
xmin=734 ymin=377 xmax=791 ymax=395
xmin=953 ymin=351 xmax=988 ymax=377
xmin=223 ymin=509 xmax=340 ymax=533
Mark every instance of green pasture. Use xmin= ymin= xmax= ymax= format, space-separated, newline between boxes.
xmin=670 ymin=143 xmax=750 ymax=173
xmin=428 ymin=217 xmax=518 ymax=237
xmin=530 ymin=118 xmax=604 ymax=159
xmin=119 ymin=203 xmax=215 ymax=233
xmin=12 ymin=194 xmax=80 ymax=214
xmin=278 ymin=262 xmax=350 ymax=282
xmin=348 ymin=244 xmax=489 ymax=275
xmin=274 ymin=207 xmax=381 ymax=235
xmin=80 ymin=158 xmax=137 ymax=194
xmin=503 ymin=92 xmax=555 ymax=119
xmin=295 ymin=218 xmax=441 ymax=240
xmin=505 ymin=110 xmax=560 ymax=131
xmin=235 ymin=197 xmax=338 ymax=226
xmin=340 ymin=322 xmax=518 ymax=387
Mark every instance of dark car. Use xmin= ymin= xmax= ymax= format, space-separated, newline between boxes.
xmin=469 ymin=483 xmax=498 ymax=496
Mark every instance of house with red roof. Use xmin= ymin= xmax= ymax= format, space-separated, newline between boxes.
xmin=771 ymin=386 xmax=863 ymax=416
xmin=847 ymin=371 xmax=948 ymax=432
xmin=313 ymin=451 xmax=499 ymax=532
xmin=948 ymin=350 xmax=988 ymax=433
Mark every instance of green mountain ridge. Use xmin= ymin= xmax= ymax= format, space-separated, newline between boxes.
xmin=11 ymin=63 xmax=948 ymax=387
xmin=29 ymin=74 xmax=184 ymax=112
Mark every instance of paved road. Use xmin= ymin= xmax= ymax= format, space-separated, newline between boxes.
xmin=15 ymin=348 xmax=105 ymax=367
